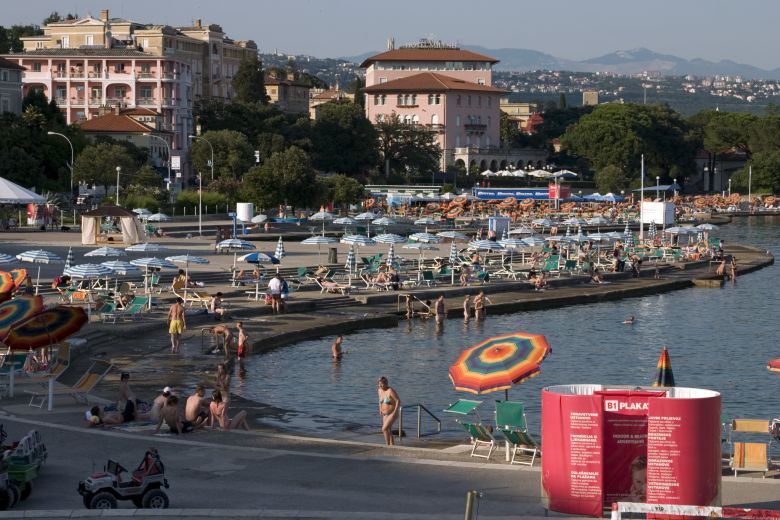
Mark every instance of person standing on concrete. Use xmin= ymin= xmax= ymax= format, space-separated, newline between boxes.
xmin=167 ymin=297 xmax=186 ymax=354
xmin=268 ymin=273 xmax=283 ymax=314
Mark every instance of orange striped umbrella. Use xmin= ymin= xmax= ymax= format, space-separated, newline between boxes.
xmin=652 ymin=346 xmax=675 ymax=387
xmin=9 ymin=268 xmax=26 ymax=290
xmin=0 ymin=295 xmax=44 ymax=339
xmin=767 ymin=359 xmax=780 ymax=373
xmin=0 ymin=272 xmax=14 ymax=294
xmin=449 ymin=331 xmax=552 ymax=396
xmin=2 ymin=306 xmax=87 ymax=350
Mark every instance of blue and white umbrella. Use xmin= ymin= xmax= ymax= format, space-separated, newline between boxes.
xmin=499 ymin=238 xmax=527 ymax=249
xmin=100 ymin=260 xmax=140 ymax=275
xmin=146 ymin=213 xmax=171 ymax=222
xmin=302 ymin=235 xmax=338 ymax=263
xmin=587 ymin=232 xmax=610 ymax=241
xmin=340 ymin=234 xmax=375 ymax=246
xmin=373 ymin=233 xmax=407 ymax=244
xmin=238 ymin=252 xmax=280 ymax=265
xmin=522 ymin=236 xmax=546 ymax=247
xmin=17 ymin=250 xmax=63 ymax=295
xmin=607 ymin=231 xmax=627 ymax=240
xmin=532 ymin=218 xmax=553 ymax=227
xmin=545 ymin=236 xmax=566 ymax=242
xmin=133 ymin=208 xmax=152 ymax=217
xmin=126 ymin=242 xmax=167 ymax=253
xmin=624 ymin=223 xmax=631 ymax=236
xmin=625 ymin=232 xmax=635 ymax=249
xmin=449 ymin=242 xmax=459 ymax=265
xmin=345 ymin=245 xmax=357 ymax=273
xmin=414 ymin=216 xmax=438 ymax=227
xmin=371 ymin=216 xmax=396 ymax=226
xmin=508 ymin=226 xmax=535 ymax=235
xmin=166 ymin=254 xmax=209 ymax=266
xmin=409 ymin=232 xmax=442 ymax=244
xmin=64 ymin=246 xmax=74 ymax=272
xmin=333 ymin=216 xmax=356 ymax=225
xmin=64 ymin=263 xmax=115 ymax=279
xmin=0 ymin=253 xmax=17 ymax=265
xmin=468 ymin=240 xmax=506 ymax=252
xmin=563 ymin=217 xmax=587 ymax=226
xmin=564 ymin=226 xmax=572 ymax=237
xmin=386 ymin=244 xmax=396 ymax=267
xmin=217 ymin=239 xmax=255 ymax=251
xmin=587 ymin=216 xmax=611 ymax=226
xmin=85 ymin=246 xmax=125 ymax=257
xmin=310 ymin=210 xmax=335 ymax=222
xmin=501 ymin=227 xmax=509 ymax=241
xmin=354 ymin=211 xmax=377 ymax=236
xmin=437 ymin=230 xmax=469 ymax=241
xmin=695 ymin=223 xmax=719 ymax=231
xmin=649 ymin=221 xmax=658 ymax=239
xmin=130 ymin=257 xmax=178 ymax=270
xmin=275 ymin=236 xmax=285 ymax=261
xmin=664 ymin=226 xmax=696 ymax=235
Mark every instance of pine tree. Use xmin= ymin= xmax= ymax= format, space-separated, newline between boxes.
xmin=231 ymin=55 xmax=268 ymax=105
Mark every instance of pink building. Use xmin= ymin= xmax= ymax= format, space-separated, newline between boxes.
xmin=362 ymin=42 xmax=506 ymax=170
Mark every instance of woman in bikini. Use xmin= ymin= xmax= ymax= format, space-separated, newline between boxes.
xmin=209 ymin=390 xmax=249 ymax=430
xmin=215 ymin=363 xmax=231 ymax=404
xmin=473 ymin=291 xmax=493 ymax=320
xmin=377 ymin=376 xmax=400 ymax=445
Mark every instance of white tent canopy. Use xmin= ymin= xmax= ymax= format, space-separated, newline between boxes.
xmin=81 ymin=205 xmax=143 ymax=246
xmin=0 ymin=177 xmax=46 ymax=204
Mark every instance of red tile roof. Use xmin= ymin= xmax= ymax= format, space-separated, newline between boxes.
xmin=364 ymin=72 xmax=507 ymax=94
xmin=78 ymin=113 xmax=154 ymax=133
xmin=361 ymin=48 xmax=498 ymax=68
xmin=0 ymin=57 xmax=25 ymax=71
xmin=121 ymin=107 xmax=159 ymax=116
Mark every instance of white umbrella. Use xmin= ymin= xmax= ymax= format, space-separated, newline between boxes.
xmin=468 ymin=240 xmax=506 ymax=252
xmin=436 ymin=230 xmax=470 ymax=241
xmin=354 ymin=211 xmax=377 ymax=237
xmin=333 ymin=216 xmax=357 ymax=225
xmin=480 ymin=169 xmax=498 ymax=177
xmin=16 ymin=250 xmax=63 ymax=295
xmin=532 ymin=218 xmax=553 ymax=227
xmin=126 ymin=242 xmax=167 ymax=253
xmin=414 ymin=217 xmax=439 ymax=227
xmin=310 ymin=209 xmax=335 ymax=236
xmin=131 ymin=257 xmax=178 ymax=305
xmin=522 ymin=236 xmax=546 ymax=246
xmin=100 ymin=260 xmax=140 ymax=275
xmin=695 ymin=223 xmax=719 ymax=231
xmin=340 ymin=234 xmax=375 ymax=246
xmin=275 ymin=236 xmax=285 ymax=261
xmin=251 ymin=214 xmax=268 ymax=224
xmin=146 ymin=213 xmax=171 ymax=222
xmin=371 ymin=217 xmax=396 ymax=226
xmin=587 ymin=216 xmax=611 ymax=225
xmin=409 ymin=232 xmax=442 ymax=244
xmin=527 ymin=169 xmax=553 ymax=178
xmin=508 ymin=226 xmax=535 ymax=235
xmin=0 ymin=254 xmax=17 ymax=265
xmin=65 ymin=263 xmax=115 ymax=278
xmin=373 ymin=233 xmax=407 ymax=244
xmin=217 ymin=239 xmax=255 ymax=250
xmin=563 ymin=217 xmax=587 ymax=226
xmin=84 ymin=246 xmax=125 ymax=257
xmin=0 ymin=177 xmax=46 ymax=204
xmin=403 ymin=242 xmax=438 ymax=273
xmin=132 ymin=208 xmax=152 ymax=216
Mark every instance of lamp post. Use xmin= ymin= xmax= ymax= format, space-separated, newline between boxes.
xmin=703 ymin=165 xmax=709 ymax=192
xmin=673 ymin=177 xmax=678 ymax=197
xmin=189 ymin=135 xmax=214 ymax=181
xmin=728 ymin=178 xmax=732 ymax=197
xmin=47 ymin=131 xmax=74 ymax=197
xmin=115 ymin=166 xmax=121 ymax=205
xmin=639 ymin=154 xmax=645 ymax=241
xmin=748 ymin=165 xmax=752 ymax=205
xmin=146 ymin=134 xmax=172 ymax=195
xmin=198 ymin=171 xmax=202 ymax=236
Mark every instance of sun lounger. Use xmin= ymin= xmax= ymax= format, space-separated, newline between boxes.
xmin=315 ymin=278 xmax=352 ymax=295
xmin=21 ymin=343 xmax=71 ymax=385
xmin=496 ymin=428 xmax=540 ymax=465
xmin=460 ymin=422 xmax=498 ymax=460
xmin=26 ymin=359 xmax=113 ymax=408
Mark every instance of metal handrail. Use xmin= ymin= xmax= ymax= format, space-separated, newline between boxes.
xmin=397 ymin=402 xmax=441 ymax=439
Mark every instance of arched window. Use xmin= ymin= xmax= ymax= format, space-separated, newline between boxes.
xmin=428 ymin=94 xmax=433 ymax=105
xmin=456 ymin=115 xmax=460 ymax=127
xmin=397 ymin=94 xmax=402 ymax=105
xmin=412 ymin=114 xmax=419 ymax=124
xmin=431 ymin=113 xmax=439 ymax=125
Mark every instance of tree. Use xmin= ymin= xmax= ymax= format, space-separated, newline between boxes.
xmin=324 ymin=174 xmax=366 ymax=209
xmin=0 ymin=146 xmax=42 ymax=188
xmin=558 ymin=93 xmax=567 ymax=109
xmin=731 ymin=152 xmax=780 ymax=194
xmin=311 ymin=101 xmax=378 ymax=174
xmin=231 ymin=55 xmax=268 ymax=105
xmin=73 ymin=143 xmax=139 ymax=194
xmin=594 ymin=165 xmax=628 ymax=193
xmin=129 ymin=165 xmax=163 ymax=191
xmin=242 ymin=147 xmax=319 ymax=210
xmin=0 ymin=24 xmax=43 ymax=54
xmin=347 ymin=76 xmax=365 ymax=108
xmin=189 ymin=130 xmax=254 ymax=181
xmin=500 ymin=112 xmax=521 ymax=147
xmin=375 ymin=114 xmax=441 ymax=180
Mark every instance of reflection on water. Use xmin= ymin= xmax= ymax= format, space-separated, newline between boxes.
xmin=235 ymin=217 xmax=780 ymax=437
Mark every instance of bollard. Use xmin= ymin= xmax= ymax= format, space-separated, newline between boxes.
xmin=8 ymin=363 xmax=14 ymax=398
xmin=464 ymin=490 xmax=481 ymax=520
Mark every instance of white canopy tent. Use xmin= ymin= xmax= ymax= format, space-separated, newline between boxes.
xmin=0 ymin=177 xmax=47 ymax=204
xmin=81 ymin=205 xmax=144 ymax=246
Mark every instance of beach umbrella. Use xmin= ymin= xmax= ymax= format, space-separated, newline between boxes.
xmin=354 ymin=211 xmax=378 ymax=236
xmin=238 ymin=252 xmax=280 ymax=265
xmin=373 ymin=233 xmax=406 ymax=244
xmin=64 ymin=247 xmax=74 ymax=272
xmin=563 ymin=217 xmax=587 ymax=226
xmin=0 ymin=254 xmax=17 ymax=266
xmin=648 ymin=221 xmax=657 ymax=239
xmin=695 ymin=223 xmax=719 ymax=231
xmin=522 ymin=236 xmax=546 ymax=247
xmin=403 ymin=242 xmax=438 ymax=273
xmin=216 ymin=239 xmax=255 ymax=251
xmin=333 ymin=216 xmax=356 ymax=225
xmin=386 ymin=244 xmax=396 ymax=267
xmin=301 ymin=235 xmax=338 ymax=264
xmin=2 ymin=306 xmax=88 ymax=351
xmin=587 ymin=232 xmax=610 ymax=241
xmin=0 ymin=295 xmax=44 ymax=339
xmin=664 ymin=227 xmax=696 ymax=235
xmin=626 ymin=231 xmax=635 ymax=249
xmin=275 ymin=236 xmax=285 ymax=261
xmin=449 ymin=242 xmax=458 ymax=265
xmin=651 ymin=346 xmax=675 ymax=387
xmin=449 ymin=331 xmax=552 ymax=399
xmin=100 ymin=261 xmax=140 ymax=276
xmin=606 ymin=231 xmax=626 ymax=240
xmin=414 ymin=217 xmax=439 ymax=227
xmin=587 ymin=216 xmax=611 ymax=226
xmin=16 ymin=250 xmax=63 ymax=295
xmin=437 ymin=231 xmax=469 ymax=241
xmin=310 ymin=208 xmax=336 ymax=236
xmin=767 ymin=358 xmax=780 ymax=372
xmin=84 ymin=246 xmax=125 ymax=257
xmin=564 ymin=226 xmax=571 ymax=237
xmin=8 ymin=269 xmax=25 ymax=290
xmin=0 ymin=272 xmax=14 ymax=294
xmin=125 ymin=242 xmax=167 ymax=253
xmin=371 ymin=217 xmax=396 ymax=227
xmin=64 ymin=263 xmax=115 ymax=279
xmin=251 ymin=214 xmax=268 ymax=224
xmin=146 ymin=213 xmax=171 ymax=222
xmin=508 ymin=226 xmax=535 ymax=235
xmin=129 ymin=257 xmax=178 ymax=270
xmin=532 ymin=218 xmax=552 ymax=227
xmin=409 ymin=232 xmax=442 ymax=244
xmin=345 ymin=245 xmax=357 ymax=274
xmin=132 ymin=208 xmax=152 ymax=217
xmin=468 ymin=240 xmax=506 ymax=252
xmin=340 ymin=234 xmax=375 ymax=246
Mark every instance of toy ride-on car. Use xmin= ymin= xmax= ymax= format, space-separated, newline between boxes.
xmin=0 ymin=426 xmax=47 ymax=510
xmin=78 ymin=448 xmax=170 ymax=509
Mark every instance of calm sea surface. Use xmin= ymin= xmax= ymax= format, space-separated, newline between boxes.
xmin=234 ymin=216 xmax=779 ymax=437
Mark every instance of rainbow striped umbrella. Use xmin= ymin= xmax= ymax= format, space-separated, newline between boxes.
xmin=449 ymin=331 xmax=552 ymax=397
xmin=2 ymin=306 xmax=88 ymax=350
xmin=0 ymin=295 xmax=45 ymax=339
xmin=652 ymin=346 xmax=675 ymax=387
xmin=9 ymin=269 xmax=26 ymax=290
xmin=0 ymin=272 xmax=14 ymax=294
xmin=767 ymin=358 xmax=780 ymax=373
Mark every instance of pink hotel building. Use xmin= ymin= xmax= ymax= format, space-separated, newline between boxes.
xmin=362 ymin=44 xmax=509 ymax=171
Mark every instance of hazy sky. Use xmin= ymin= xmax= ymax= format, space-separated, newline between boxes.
xmin=5 ymin=0 xmax=780 ymax=69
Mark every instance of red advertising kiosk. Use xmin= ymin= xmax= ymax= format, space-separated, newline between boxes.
xmin=541 ymin=384 xmax=721 ymax=517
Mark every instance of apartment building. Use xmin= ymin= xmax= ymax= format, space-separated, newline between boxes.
xmin=0 ymin=57 xmax=24 ymax=115
xmin=265 ymin=70 xmax=310 ymax=115
xmin=3 ymin=9 xmax=257 ymax=184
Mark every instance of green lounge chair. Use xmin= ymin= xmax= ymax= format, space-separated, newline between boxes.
xmin=421 ymin=270 xmax=437 ymax=287
xmin=496 ymin=428 xmax=540 ymax=465
xmin=494 ymin=400 xmax=540 ymax=465
xmin=460 ymin=422 xmax=498 ymax=460
xmin=541 ymin=255 xmax=561 ymax=276
xmin=443 ymin=399 xmax=483 ymax=416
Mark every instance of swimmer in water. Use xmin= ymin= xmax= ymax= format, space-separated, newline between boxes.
xmin=623 ymin=316 xmax=635 ymax=325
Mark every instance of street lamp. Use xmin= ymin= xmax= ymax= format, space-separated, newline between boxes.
xmin=189 ymin=135 xmax=214 ymax=181
xmin=673 ymin=178 xmax=678 ymax=197
xmin=115 ymin=166 xmax=121 ymax=205
xmin=47 ymin=131 xmax=74 ymax=196
xmin=198 ymin=171 xmax=203 ymax=236
xmin=728 ymin=178 xmax=732 ymax=197
xmin=146 ymin=134 xmax=172 ymax=195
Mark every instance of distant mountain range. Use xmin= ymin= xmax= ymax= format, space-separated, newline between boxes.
xmin=342 ymin=46 xmax=780 ymax=80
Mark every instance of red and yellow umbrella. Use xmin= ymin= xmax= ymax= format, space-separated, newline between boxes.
xmin=449 ymin=331 xmax=552 ymax=395
xmin=0 ymin=272 xmax=14 ymax=294
xmin=2 ymin=306 xmax=88 ymax=350
xmin=9 ymin=268 xmax=27 ymax=289
xmin=0 ymin=295 xmax=44 ymax=339
xmin=768 ymin=359 xmax=780 ymax=373
xmin=652 ymin=346 xmax=675 ymax=387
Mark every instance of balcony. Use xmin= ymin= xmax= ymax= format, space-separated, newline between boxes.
xmin=22 ymin=71 xmax=51 ymax=81
xmin=464 ymin=123 xmax=487 ymax=133
xmin=70 ymin=97 xmax=86 ymax=106
xmin=105 ymin=98 xmax=128 ymax=107
xmin=136 ymin=72 xmax=156 ymax=80
xmin=54 ymin=97 xmax=67 ymax=105
xmin=161 ymin=72 xmax=179 ymax=81
xmin=88 ymin=97 xmax=102 ymax=107
xmin=426 ymin=123 xmax=445 ymax=132
xmin=136 ymin=97 xmax=156 ymax=106
xmin=395 ymin=104 xmax=419 ymax=108
xmin=161 ymin=98 xmax=178 ymax=107
xmin=88 ymin=71 xmax=107 ymax=79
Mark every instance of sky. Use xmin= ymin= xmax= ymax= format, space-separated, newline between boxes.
xmin=5 ymin=0 xmax=780 ymax=70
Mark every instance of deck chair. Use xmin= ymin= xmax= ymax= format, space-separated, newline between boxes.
xmin=541 ymin=255 xmax=561 ymax=276
xmin=21 ymin=343 xmax=71 ymax=384
xmin=118 ymin=296 xmax=148 ymax=321
xmin=443 ymin=399 xmax=483 ymax=417
xmin=185 ymin=289 xmax=213 ymax=308
xmin=460 ymin=422 xmax=498 ymax=460
xmin=100 ymin=301 xmax=119 ymax=323
xmin=315 ymin=278 xmax=351 ymax=295
xmin=26 ymin=359 xmax=113 ymax=408
xmin=560 ymin=259 xmax=578 ymax=276
xmin=730 ymin=419 xmax=770 ymax=477
xmin=420 ymin=271 xmax=437 ymax=287
xmin=494 ymin=400 xmax=541 ymax=465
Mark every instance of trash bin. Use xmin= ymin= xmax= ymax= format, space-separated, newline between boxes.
xmin=328 ymin=247 xmax=338 ymax=264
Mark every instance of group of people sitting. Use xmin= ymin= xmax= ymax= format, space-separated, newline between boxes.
xmin=85 ymin=370 xmax=249 ymax=433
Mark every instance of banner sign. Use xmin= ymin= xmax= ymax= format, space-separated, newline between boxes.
xmin=473 ymin=188 xmax=552 ymax=200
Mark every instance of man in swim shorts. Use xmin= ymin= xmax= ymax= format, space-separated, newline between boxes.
xmin=167 ymin=297 xmax=186 ymax=354
xmin=185 ymin=385 xmax=210 ymax=427
xmin=156 ymin=394 xmax=196 ymax=434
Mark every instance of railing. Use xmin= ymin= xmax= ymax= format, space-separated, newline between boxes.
xmin=397 ymin=403 xmax=441 ymax=439
xmin=88 ymin=71 xmax=106 ymax=79
xmin=136 ymin=97 xmax=156 ymax=106
xmin=70 ymin=97 xmax=85 ymax=106
xmin=161 ymin=72 xmax=178 ymax=80
xmin=426 ymin=123 xmax=445 ymax=132
xmin=88 ymin=97 xmax=102 ymax=106
xmin=464 ymin=123 xmax=487 ymax=131
xmin=54 ymin=97 xmax=67 ymax=105
xmin=136 ymin=72 xmax=155 ymax=79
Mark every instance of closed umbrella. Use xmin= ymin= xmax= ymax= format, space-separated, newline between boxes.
xmin=16 ymin=250 xmax=63 ymax=295
xmin=64 ymin=247 xmax=74 ymax=272
xmin=386 ymin=244 xmax=396 ymax=268
xmin=651 ymin=346 xmax=675 ymax=387
xmin=344 ymin=245 xmax=357 ymax=274
xmin=275 ymin=236 xmax=285 ymax=261
xmin=449 ymin=242 xmax=458 ymax=266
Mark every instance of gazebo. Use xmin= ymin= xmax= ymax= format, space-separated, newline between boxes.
xmin=81 ymin=205 xmax=144 ymax=246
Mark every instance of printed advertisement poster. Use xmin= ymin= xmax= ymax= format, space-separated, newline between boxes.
xmin=646 ymin=396 xmax=721 ymax=508
xmin=541 ymin=390 xmax=603 ymax=517
xmin=595 ymin=390 xmax=664 ymax=508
